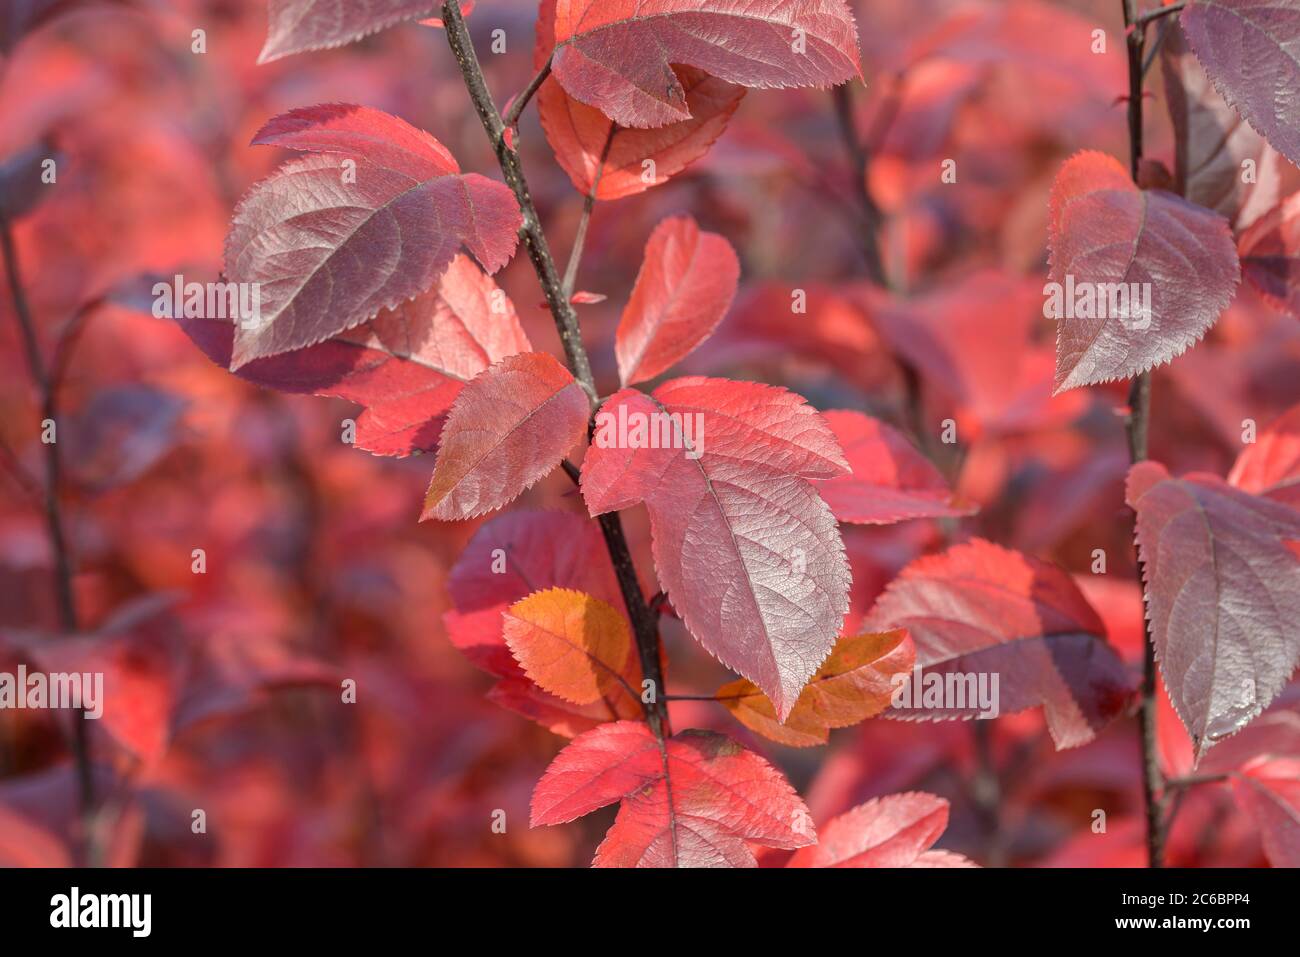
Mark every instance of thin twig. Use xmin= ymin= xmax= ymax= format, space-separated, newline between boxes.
xmin=0 ymin=435 xmax=42 ymax=502
xmin=503 ymin=52 xmax=552 ymax=131
xmin=1121 ymin=0 xmax=1165 ymax=869
xmin=440 ymin=1 xmax=670 ymax=741
xmin=1166 ymin=772 xmax=1231 ymax=790
xmin=561 ymin=125 xmax=616 ymax=299
xmin=830 ymin=84 xmax=886 ymax=286
xmin=0 ymin=212 xmax=96 ymax=861
xmin=439 ymin=2 xmax=595 ymax=400
xmin=1136 ymin=1 xmax=1185 ymax=26
xmin=1141 ymin=15 xmax=1174 ymax=79
xmin=1163 ymin=773 xmax=1231 ymax=849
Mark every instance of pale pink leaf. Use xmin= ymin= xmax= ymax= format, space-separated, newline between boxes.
xmin=581 ymin=378 xmax=849 ymax=718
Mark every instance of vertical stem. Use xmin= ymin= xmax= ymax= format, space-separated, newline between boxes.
xmin=1120 ymin=0 xmax=1165 ymax=868
xmin=0 ymin=213 xmax=96 ymax=858
xmin=440 ymin=2 xmax=595 ymax=399
xmin=440 ymin=1 xmax=669 ymax=739
xmin=561 ymin=126 xmax=615 ymax=300
xmin=830 ymin=84 xmax=886 ymax=286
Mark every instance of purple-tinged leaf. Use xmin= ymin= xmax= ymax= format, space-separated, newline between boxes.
xmin=1048 ymin=150 xmax=1240 ymax=392
xmin=1181 ymin=0 xmax=1300 ymax=167
xmin=259 ymin=0 xmax=438 ymax=63
xmin=1128 ymin=460 xmax=1300 ymax=762
xmin=225 ymin=104 xmax=520 ymax=369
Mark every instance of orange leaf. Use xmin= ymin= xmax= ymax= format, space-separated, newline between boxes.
xmin=503 ymin=588 xmax=634 ymax=707
xmin=717 ymin=629 xmax=914 ymax=747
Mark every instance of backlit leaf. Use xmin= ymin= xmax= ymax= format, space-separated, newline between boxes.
xmin=502 ymin=588 xmax=634 ymax=707
xmin=534 ymin=0 xmax=744 ymax=200
xmin=531 ymin=720 xmax=815 ymax=867
xmin=1228 ymin=402 xmax=1300 ymax=506
xmin=814 ymin=410 xmax=975 ymax=525
xmin=717 ymin=629 xmax=914 ymax=747
xmin=615 ymin=215 xmax=740 ymax=386
xmin=788 ymin=792 xmax=973 ymax=867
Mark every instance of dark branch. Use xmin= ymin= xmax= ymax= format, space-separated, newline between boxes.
xmin=503 ymin=52 xmax=552 ymax=131
xmin=0 ymin=211 xmax=96 ymax=861
xmin=561 ymin=125 xmax=616 ymax=299
xmin=1136 ymin=1 xmax=1185 ymax=26
xmin=830 ymin=83 xmax=886 ymax=286
xmin=440 ymin=1 xmax=670 ymax=740
xmin=1121 ymin=0 xmax=1165 ymax=870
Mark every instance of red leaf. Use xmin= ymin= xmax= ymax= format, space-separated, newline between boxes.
xmin=1161 ymin=21 xmax=1280 ymax=228
xmin=615 ymin=215 xmax=740 ymax=386
xmin=1231 ymin=763 xmax=1300 ymax=867
xmin=445 ymin=510 xmax=627 ymax=679
xmin=1048 ymin=150 xmax=1240 ymax=393
xmin=788 ymin=792 xmax=974 ymax=867
xmin=422 ymin=352 xmax=590 ymax=521
xmin=866 ymin=538 xmax=1134 ymax=749
xmin=486 ymin=677 xmax=623 ymax=739
xmin=549 ymin=0 xmax=861 ymax=129
xmin=226 ymin=104 xmax=521 ymax=368
xmin=259 ymin=0 xmax=439 ymax=63
xmin=1229 ymin=402 xmax=1300 ymax=507
xmin=1238 ymin=192 xmax=1300 ymax=320
xmin=534 ymin=0 xmax=744 ymax=200
xmin=183 ymin=254 xmax=530 ymax=457
xmin=530 ymin=721 xmax=815 ymax=867
xmin=581 ymin=378 xmax=850 ymax=718
xmin=1128 ymin=461 xmax=1300 ymax=761
xmin=1181 ymin=0 xmax=1300 ymax=167
xmin=814 ymin=410 xmax=975 ymax=525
